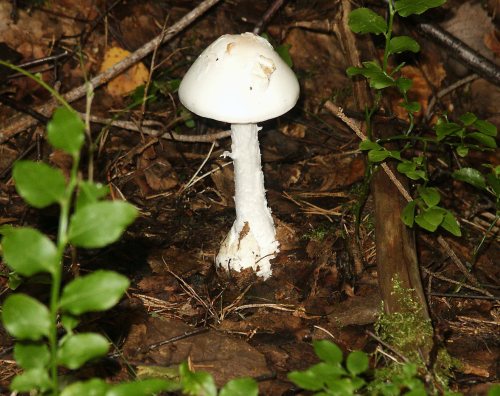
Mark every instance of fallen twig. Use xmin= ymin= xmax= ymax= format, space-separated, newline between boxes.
xmin=0 ymin=0 xmax=223 ymax=144
xmin=78 ymin=112 xmax=232 ymax=143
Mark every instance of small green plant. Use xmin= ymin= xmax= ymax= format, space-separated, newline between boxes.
xmin=303 ymin=223 xmax=338 ymax=242
xmin=0 ymin=61 xmax=180 ymax=396
xmin=345 ymin=0 xmax=498 ymax=241
xmin=287 ymin=337 xmax=475 ymax=396
xmin=288 ymin=340 xmax=369 ymax=395
xmin=373 ymin=277 xmax=458 ymax=393
xmin=452 ymin=164 xmax=500 ymax=265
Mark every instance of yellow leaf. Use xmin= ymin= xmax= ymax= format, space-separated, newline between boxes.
xmin=99 ymin=47 xmax=149 ymax=97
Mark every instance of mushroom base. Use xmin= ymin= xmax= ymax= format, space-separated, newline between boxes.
xmin=215 ymin=123 xmax=279 ymax=280
xmin=217 ymin=222 xmax=278 ymax=280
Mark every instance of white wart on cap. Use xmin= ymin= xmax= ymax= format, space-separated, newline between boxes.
xmin=179 ymin=32 xmax=300 ymax=123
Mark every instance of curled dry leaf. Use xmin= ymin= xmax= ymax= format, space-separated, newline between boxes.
xmin=99 ymin=47 xmax=149 ymax=98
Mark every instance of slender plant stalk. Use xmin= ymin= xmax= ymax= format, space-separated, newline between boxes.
xmin=50 ymin=156 xmax=80 ymax=395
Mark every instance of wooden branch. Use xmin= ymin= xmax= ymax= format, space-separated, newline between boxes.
xmin=0 ymin=0 xmax=223 ymax=144
xmin=82 ymin=112 xmax=231 ymax=143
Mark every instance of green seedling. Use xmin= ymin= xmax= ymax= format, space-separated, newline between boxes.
xmin=345 ymin=0 xmax=498 ymax=244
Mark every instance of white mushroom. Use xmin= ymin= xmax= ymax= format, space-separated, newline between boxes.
xmin=178 ymin=32 xmax=300 ymax=279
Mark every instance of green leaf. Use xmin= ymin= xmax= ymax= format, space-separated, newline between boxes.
xmin=60 ymin=270 xmax=129 ymax=315
xmin=14 ymin=341 xmax=51 ymax=369
xmin=422 ymin=206 xmax=447 ymax=227
xmin=473 ymin=120 xmax=497 ymax=136
xmin=156 ymin=78 xmax=181 ymax=95
xmin=415 ymin=212 xmax=439 ymax=232
xmin=435 ymin=122 xmax=463 ymax=140
xmin=106 ymin=379 xmax=181 ymax=396
xmin=368 ymin=149 xmax=390 ymax=162
xmin=2 ymin=294 xmax=51 ymax=340
xmin=483 ymin=163 xmax=500 ymax=177
xmin=401 ymin=200 xmax=418 ymax=227
xmin=488 ymin=385 xmax=500 ymax=396
xmin=457 ymin=146 xmax=469 ymax=157
xmin=9 ymin=272 xmax=23 ymax=290
xmin=288 ymin=368 xmax=324 ymax=391
xmin=313 ymin=340 xmax=343 ymax=365
xmin=347 ymin=61 xmax=397 ymax=89
xmin=389 ymin=150 xmax=401 ymax=160
xmin=13 ymin=161 xmax=66 ymax=208
xmin=58 ymin=333 xmax=109 ymax=369
xmin=61 ymin=313 xmax=80 ymax=334
xmin=467 ymin=132 xmax=497 ymax=148
xmin=396 ymin=78 xmax=413 ymax=93
xmin=180 ymin=361 xmax=217 ymax=396
xmin=406 ymin=388 xmax=428 ymax=396
xmin=46 ymin=107 xmax=85 ymax=157
xmin=1 ymin=227 xmax=58 ymax=276
xmin=10 ymin=368 xmax=52 ymax=393
xmin=359 ymin=140 xmax=382 ymax=150
xmin=348 ymin=8 xmax=388 ymax=35
xmin=487 ymin=173 xmax=500 ymax=196
xmin=397 ymin=160 xmax=416 ymax=174
xmin=440 ymin=211 xmax=461 ymax=237
xmin=453 ymin=168 xmax=487 ymax=190
xmin=61 ymin=379 xmax=111 ymax=396
xmin=275 ymin=43 xmax=293 ymax=68
xmin=395 ymin=0 xmax=446 ymax=17
xmin=130 ymin=84 xmax=158 ymax=105
xmin=346 ymin=351 xmax=369 ymax=375
xmin=398 ymin=101 xmax=421 ymax=113
xmin=403 ymin=363 xmax=418 ymax=376
xmin=76 ymin=181 xmax=109 ymax=212
xmin=68 ymin=201 xmax=137 ymax=248
xmin=458 ymin=112 xmax=477 ymax=126
xmin=417 ymin=187 xmax=440 ymax=208
xmin=292 ymin=363 xmax=348 ymax=391
xmin=220 ymin=378 xmax=259 ymax=396
xmin=370 ymin=73 xmax=396 ymax=89
xmin=405 ymin=170 xmax=426 ymax=180
xmin=389 ymin=36 xmax=420 ymax=54
xmin=413 ymin=156 xmax=424 ymax=165
xmin=347 ymin=61 xmax=382 ymax=78
xmin=179 ymin=107 xmax=195 ymax=128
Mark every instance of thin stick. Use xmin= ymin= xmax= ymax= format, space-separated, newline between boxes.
xmin=421 ymin=267 xmax=492 ymax=296
xmin=425 ymin=74 xmax=480 ymax=122
xmin=0 ymin=0 xmax=223 ymax=144
xmin=78 ymin=112 xmax=232 ymax=143
xmin=180 ymin=142 xmax=216 ymax=194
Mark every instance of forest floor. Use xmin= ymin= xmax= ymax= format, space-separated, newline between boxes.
xmin=0 ymin=0 xmax=500 ymax=394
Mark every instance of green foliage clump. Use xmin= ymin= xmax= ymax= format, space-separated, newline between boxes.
xmin=0 ymin=61 xmax=178 ymax=396
xmin=303 ymin=223 xmax=338 ymax=242
xmin=375 ymin=277 xmax=433 ymax=353
xmin=286 ymin=337 xmax=498 ymax=396
xmin=346 ymin=0 xmax=500 ymax=242
xmin=373 ymin=277 xmax=457 ymax=393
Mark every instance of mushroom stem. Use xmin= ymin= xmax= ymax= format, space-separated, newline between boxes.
xmin=216 ymin=123 xmax=279 ymax=279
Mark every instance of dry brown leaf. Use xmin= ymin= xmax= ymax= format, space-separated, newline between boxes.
xmin=99 ymin=47 xmax=149 ymax=97
xmin=484 ymin=30 xmax=500 ymax=56
xmin=394 ymin=61 xmax=446 ymax=119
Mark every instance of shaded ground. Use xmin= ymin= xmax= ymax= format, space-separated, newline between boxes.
xmin=0 ymin=0 xmax=500 ymax=394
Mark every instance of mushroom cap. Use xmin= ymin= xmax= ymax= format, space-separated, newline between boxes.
xmin=178 ymin=33 xmax=300 ymax=124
